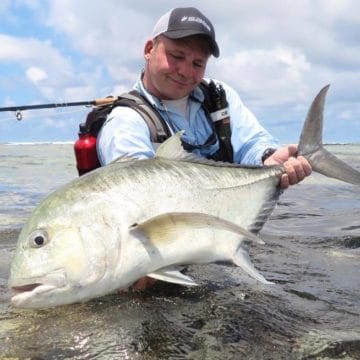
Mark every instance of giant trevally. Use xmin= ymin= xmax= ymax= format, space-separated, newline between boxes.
xmin=8 ymin=86 xmax=360 ymax=308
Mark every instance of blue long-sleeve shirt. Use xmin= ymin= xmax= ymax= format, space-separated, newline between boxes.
xmin=97 ymin=77 xmax=279 ymax=165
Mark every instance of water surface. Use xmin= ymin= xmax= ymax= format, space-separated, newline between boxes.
xmin=0 ymin=143 xmax=359 ymax=359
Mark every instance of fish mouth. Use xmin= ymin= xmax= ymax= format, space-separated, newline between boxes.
xmin=12 ymin=283 xmax=43 ymax=293
xmin=9 ymin=270 xmax=67 ymax=307
xmin=10 ymin=283 xmax=60 ymax=307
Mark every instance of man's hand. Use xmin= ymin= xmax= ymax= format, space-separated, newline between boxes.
xmin=131 ymin=276 xmax=158 ymax=290
xmin=264 ymin=145 xmax=312 ymax=189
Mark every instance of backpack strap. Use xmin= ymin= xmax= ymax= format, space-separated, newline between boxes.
xmin=83 ymin=82 xmax=233 ymax=161
xmin=84 ymin=90 xmax=172 ymax=143
xmin=113 ymin=90 xmax=171 ymax=143
xmin=198 ymin=80 xmax=234 ymax=163
xmin=198 ymin=79 xmax=212 ymax=113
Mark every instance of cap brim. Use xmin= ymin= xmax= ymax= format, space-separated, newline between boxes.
xmin=163 ymin=30 xmax=220 ymax=57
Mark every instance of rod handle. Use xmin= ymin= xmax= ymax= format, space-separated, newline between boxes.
xmin=93 ymin=97 xmax=118 ymax=106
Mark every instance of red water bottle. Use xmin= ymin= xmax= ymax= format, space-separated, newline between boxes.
xmin=74 ymin=123 xmax=101 ymax=176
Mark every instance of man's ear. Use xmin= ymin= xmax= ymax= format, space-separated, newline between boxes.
xmin=144 ymin=39 xmax=154 ymax=60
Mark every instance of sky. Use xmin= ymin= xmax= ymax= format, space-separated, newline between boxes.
xmin=0 ymin=0 xmax=359 ymax=144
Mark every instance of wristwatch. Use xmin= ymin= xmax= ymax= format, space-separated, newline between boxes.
xmin=261 ymin=148 xmax=276 ymax=163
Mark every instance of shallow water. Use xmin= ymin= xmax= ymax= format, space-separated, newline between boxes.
xmin=0 ymin=143 xmax=359 ymax=359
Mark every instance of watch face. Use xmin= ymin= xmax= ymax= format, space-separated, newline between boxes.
xmin=262 ymin=148 xmax=276 ymax=163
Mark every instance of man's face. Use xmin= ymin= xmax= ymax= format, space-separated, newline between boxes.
xmin=143 ymin=35 xmax=210 ymax=100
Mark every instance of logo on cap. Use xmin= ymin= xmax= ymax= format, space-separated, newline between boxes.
xmin=180 ymin=16 xmax=211 ymax=32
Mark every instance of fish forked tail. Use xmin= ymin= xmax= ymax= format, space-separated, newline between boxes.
xmin=298 ymin=85 xmax=360 ymax=185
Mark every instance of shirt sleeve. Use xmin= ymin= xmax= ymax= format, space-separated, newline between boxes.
xmin=97 ymin=106 xmax=155 ymax=165
xmin=220 ymin=81 xmax=279 ymax=165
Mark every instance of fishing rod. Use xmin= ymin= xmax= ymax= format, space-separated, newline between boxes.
xmin=0 ymin=97 xmax=118 ymax=120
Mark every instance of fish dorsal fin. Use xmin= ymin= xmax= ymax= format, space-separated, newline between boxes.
xmin=110 ymin=153 xmax=138 ymax=164
xmin=155 ymin=131 xmax=199 ymax=162
xmin=155 ymin=131 xmax=221 ymax=166
xmin=156 ymin=131 xmax=262 ymax=169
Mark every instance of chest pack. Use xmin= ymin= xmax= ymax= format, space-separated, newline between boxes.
xmin=74 ymin=80 xmax=233 ymax=175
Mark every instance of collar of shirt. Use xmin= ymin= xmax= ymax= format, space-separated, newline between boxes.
xmin=133 ymin=73 xmax=205 ymax=110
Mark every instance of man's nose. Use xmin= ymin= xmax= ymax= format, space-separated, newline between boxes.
xmin=177 ymin=61 xmax=193 ymax=79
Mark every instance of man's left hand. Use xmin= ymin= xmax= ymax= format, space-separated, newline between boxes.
xmin=264 ymin=145 xmax=312 ymax=189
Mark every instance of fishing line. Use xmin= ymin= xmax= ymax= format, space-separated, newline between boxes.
xmin=0 ymin=107 xmax=88 ymax=123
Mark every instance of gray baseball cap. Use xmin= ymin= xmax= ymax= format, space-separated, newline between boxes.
xmin=151 ymin=7 xmax=220 ymax=57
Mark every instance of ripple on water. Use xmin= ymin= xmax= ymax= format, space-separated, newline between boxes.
xmin=295 ymin=329 xmax=360 ymax=359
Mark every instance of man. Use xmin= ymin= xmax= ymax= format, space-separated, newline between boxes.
xmin=97 ymin=7 xmax=312 ymax=289
xmin=97 ymin=7 xmax=311 ymax=189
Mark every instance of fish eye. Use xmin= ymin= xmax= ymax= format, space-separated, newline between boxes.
xmin=29 ymin=230 xmax=49 ymax=248
xmin=34 ymin=236 xmax=44 ymax=246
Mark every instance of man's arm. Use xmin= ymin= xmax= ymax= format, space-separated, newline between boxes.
xmin=97 ymin=106 xmax=155 ymax=165
xmin=213 ymin=80 xmax=312 ymax=187
xmin=214 ymin=80 xmax=279 ymax=165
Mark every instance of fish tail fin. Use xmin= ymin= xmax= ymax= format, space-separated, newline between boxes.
xmin=232 ymin=247 xmax=274 ymax=284
xmin=298 ymin=85 xmax=360 ymax=185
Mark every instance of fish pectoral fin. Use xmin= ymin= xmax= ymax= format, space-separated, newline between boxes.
xmin=129 ymin=212 xmax=264 ymax=245
xmin=147 ymin=268 xmax=198 ymax=286
xmin=232 ymin=247 xmax=274 ymax=285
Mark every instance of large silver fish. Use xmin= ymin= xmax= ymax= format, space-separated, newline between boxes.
xmin=8 ymin=86 xmax=360 ymax=308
